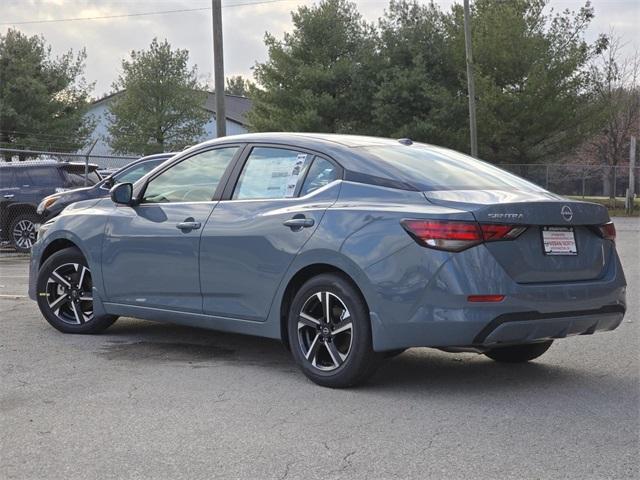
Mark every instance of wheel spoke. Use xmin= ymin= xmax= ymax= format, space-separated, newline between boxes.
xmin=298 ymin=312 xmax=321 ymax=329
xmin=332 ymin=319 xmax=352 ymax=336
xmin=48 ymin=293 xmax=69 ymax=309
xmin=305 ymin=333 xmax=321 ymax=361
xmin=78 ymin=266 xmax=88 ymax=289
xmin=322 ymin=292 xmax=331 ymax=323
xmin=51 ymin=271 xmax=71 ymax=288
xmin=70 ymin=301 xmax=83 ymax=324
xmin=79 ymin=294 xmax=93 ymax=301
xmin=325 ymin=341 xmax=345 ymax=367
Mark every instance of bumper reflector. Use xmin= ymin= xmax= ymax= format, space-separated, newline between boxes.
xmin=468 ymin=295 xmax=505 ymax=303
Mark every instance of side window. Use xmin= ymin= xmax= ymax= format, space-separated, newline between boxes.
xmin=300 ymin=157 xmax=339 ymax=196
xmin=25 ymin=167 xmax=62 ymax=187
xmin=233 ymin=147 xmax=310 ymax=200
xmin=0 ymin=169 xmax=14 ymax=188
xmin=143 ymin=147 xmax=237 ymax=203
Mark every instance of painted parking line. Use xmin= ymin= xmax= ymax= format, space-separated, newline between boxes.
xmin=0 ymin=294 xmax=27 ymax=298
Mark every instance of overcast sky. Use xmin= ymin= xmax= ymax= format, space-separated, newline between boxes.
xmin=2 ymin=0 xmax=639 ymax=98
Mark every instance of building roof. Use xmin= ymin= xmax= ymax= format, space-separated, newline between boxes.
xmin=91 ymin=91 xmax=251 ymax=126
xmin=202 ymin=93 xmax=252 ymax=126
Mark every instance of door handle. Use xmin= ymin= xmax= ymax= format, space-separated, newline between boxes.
xmin=176 ymin=221 xmax=201 ymax=231
xmin=283 ymin=216 xmax=315 ymax=230
xmin=3 ymin=194 xmax=14 ymax=199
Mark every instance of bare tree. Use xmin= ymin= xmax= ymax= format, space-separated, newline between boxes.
xmin=589 ymin=34 xmax=640 ymax=198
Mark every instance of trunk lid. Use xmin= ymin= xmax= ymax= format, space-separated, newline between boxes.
xmin=424 ymin=189 xmax=612 ymax=283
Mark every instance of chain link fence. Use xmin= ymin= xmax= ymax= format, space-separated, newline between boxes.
xmin=0 ymin=146 xmax=637 ymax=256
xmin=498 ymin=163 xmax=640 ymax=199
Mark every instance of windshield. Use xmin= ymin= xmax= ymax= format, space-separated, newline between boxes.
xmin=361 ymin=145 xmax=545 ymax=192
xmin=112 ymin=158 xmax=167 ymax=184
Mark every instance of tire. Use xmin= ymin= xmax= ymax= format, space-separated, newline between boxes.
xmin=36 ymin=247 xmax=117 ymax=334
xmin=484 ymin=341 xmax=553 ymax=363
xmin=9 ymin=213 xmax=40 ymax=253
xmin=287 ymin=273 xmax=382 ymax=388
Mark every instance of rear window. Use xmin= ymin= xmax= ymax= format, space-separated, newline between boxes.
xmin=361 ymin=145 xmax=545 ymax=191
xmin=63 ymin=168 xmax=101 ymax=187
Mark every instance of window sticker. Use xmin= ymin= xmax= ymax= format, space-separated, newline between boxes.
xmin=284 ymin=154 xmax=307 ymax=197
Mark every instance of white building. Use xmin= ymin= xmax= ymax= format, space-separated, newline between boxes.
xmin=84 ymin=91 xmax=252 ymax=156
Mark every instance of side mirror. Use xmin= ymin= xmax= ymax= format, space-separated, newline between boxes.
xmin=110 ymin=182 xmax=134 ymax=205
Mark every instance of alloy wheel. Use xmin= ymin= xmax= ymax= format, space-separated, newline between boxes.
xmin=45 ymin=263 xmax=94 ymax=325
xmin=297 ymin=291 xmax=353 ymax=371
xmin=12 ymin=219 xmax=37 ymax=250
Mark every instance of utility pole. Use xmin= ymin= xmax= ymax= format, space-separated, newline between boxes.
xmin=212 ymin=0 xmax=226 ymax=137
xmin=463 ymin=0 xmax=478 ymax=158
xmin=627 ymin=136 xmax=636 ymax=214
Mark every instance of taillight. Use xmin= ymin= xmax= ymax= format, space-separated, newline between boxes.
xmin=467 ymin=294 xmax=505 ymax=302
xmin=599 ymin=222 xmax=616 ymax=242
xmin=401 ymin=219 xmax=526 ymax=252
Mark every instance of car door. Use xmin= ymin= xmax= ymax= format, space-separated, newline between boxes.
xmin=0 ymin=168 xmax=17 ymax=238
xmin=101 ymin=145 xmax=241 ymax=313
xmin=200 ymin=145 xmax=342 ymax=321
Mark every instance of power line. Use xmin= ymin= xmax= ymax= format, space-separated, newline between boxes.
xmin=0 ymin=0 xmax=290 ymax=26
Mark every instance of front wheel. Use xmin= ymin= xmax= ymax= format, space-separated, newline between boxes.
xmin=484 ymin=341 xmax=553 ymax=363
xmin=36 ymin=247 xmax=117 ymax=334
xmin=287 ymin=273 xmax=381 ymax=388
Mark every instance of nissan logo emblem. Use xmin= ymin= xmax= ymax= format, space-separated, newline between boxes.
xmin=561 ymin=205 xmax=573 ymax=222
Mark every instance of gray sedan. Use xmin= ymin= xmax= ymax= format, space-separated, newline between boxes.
xmin=28 ymin=133 xmax=626 ymax=387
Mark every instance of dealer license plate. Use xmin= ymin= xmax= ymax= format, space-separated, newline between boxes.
xmin=542 ymin=227 xmax=577 ymax=256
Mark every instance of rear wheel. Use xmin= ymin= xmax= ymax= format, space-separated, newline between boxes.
xmin=484 ymin=341 xmax=553 ymax=363
xmin=10 ymin=213 xmax=40 ymax=253
xmin=36 ymin=247 xmax=117 ymax=334
xmin=287 ymin=273 xmax=381 ymax=388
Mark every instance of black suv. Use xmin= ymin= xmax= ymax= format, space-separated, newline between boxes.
xmin=0 ymin=161 xmax=101 ymax=252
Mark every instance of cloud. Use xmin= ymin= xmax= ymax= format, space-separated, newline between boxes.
xmin=1 ymin=0 xmax=638 ymax=98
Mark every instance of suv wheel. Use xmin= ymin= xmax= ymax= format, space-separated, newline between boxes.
xmin=10 ymin=213 xmax=40 ymax=253
xmin=36 ymin=247 xmax=117 ymax=334
xmin=287 ymin=273 xmax=381 ymax=388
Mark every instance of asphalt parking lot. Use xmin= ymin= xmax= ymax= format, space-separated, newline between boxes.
xmin=1 ymin=218 xmax=638 ymax=480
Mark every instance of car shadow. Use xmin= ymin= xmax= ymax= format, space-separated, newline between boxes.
xmin=97 ymin=318 xmax=627 ymax=395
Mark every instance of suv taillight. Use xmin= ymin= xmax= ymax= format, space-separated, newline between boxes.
xmin=401 ymin=219 xmax=526 ymax=252
xmin=599 ymin=222 xmax=616 ymax=242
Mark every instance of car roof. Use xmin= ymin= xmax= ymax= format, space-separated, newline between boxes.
xmin=189 ymin=133 xmax=444 ymax=191
xmin=0 ymin=160 xmax=99 ymax=170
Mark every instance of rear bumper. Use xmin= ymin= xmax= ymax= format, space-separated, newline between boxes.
xmin=472 ymin=305 xmax=624 ymax=346
xmin=366 ymin=241 xmax=627 ymax=351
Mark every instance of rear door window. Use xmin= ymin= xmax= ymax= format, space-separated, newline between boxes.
xmin=0 ymin=169 xmax=15 ymax=188
xmin=233 ymin=147 xmax=311 ymax=200
xmin=299 ymin=157 xmax=339 ymax=196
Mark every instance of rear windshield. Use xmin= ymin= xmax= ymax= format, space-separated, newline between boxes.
xmin=62 ymin=167 xmax=101 ymax=187
xmin=362 ymin=145 xmax=545 ymax=191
